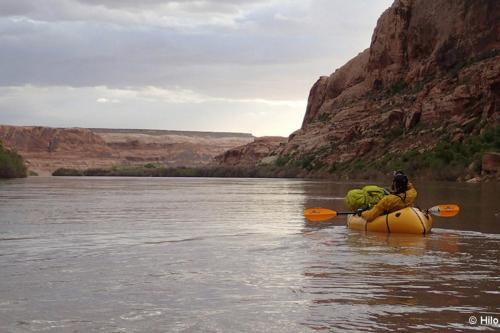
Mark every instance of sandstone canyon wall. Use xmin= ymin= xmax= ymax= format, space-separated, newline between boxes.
xmin=214 ymin=137 xmax=287 ymax=166
xmin=219 ymin=0 xmax=500 ymax=179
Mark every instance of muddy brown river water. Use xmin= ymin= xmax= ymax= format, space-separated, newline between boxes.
xmin=0 ymin=177 xmax=498 ymax=332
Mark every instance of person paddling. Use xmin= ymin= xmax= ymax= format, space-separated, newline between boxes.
xmin=358 ymin=171 xmax=417 ymax=222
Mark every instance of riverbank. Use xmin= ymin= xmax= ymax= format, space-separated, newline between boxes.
xmin=51 ymin=127 xmax=500 ymax=182
xmin=51 ymin=159 xmax=500 ymax=182
xmin=52 ymin=165 xmax=301 ymax=179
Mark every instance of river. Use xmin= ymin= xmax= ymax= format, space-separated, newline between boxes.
xmin=0 ymin=177 xmax=498 ymax=332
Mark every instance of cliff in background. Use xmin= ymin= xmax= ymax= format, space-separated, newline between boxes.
xmin=0 ymin=125 xmax=254 ymax=175
xmin=218 ymin=0 xmax=500 ymax=180
xmin=214 ymin=137 xmax=287 ymax=166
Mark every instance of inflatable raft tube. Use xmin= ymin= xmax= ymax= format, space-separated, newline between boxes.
xmin=347 ymin=207 xmax=432 ymax=234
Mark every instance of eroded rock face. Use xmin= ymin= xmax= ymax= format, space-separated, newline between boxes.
xmin=215 ymin=0 xmax=499 ymax=174
xmin=0 ymin=126 xmax=109 ymax=154
xmin=283 ymin=0 xmax=499 ymax=166
xmin=214 ymin=137 xmax=287 ymax=166
xmin=482 ymin=152 xmax=500 ymax=174
xmin=0 ymin=126 xmax=254 ymax=175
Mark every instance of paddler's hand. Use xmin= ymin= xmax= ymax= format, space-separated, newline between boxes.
xmin=355 ymin=208 xmax=363 ymax=216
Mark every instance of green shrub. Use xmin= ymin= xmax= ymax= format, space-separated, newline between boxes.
xmin=52 ymin=168 xmax=84 ymax=176
xmin=317 ymin=113 xmax=331 ymax=123
xmin=351 ymin=160 xmax=365 ymax=171
xmin=275 ymin=154 xmax=291 ymax=167
xmin=328 ymin=163 xmax=338 ymax=173
xmin=463 ymin=118 xmax=480 ymax=134
xmin=388 ymin=80 xmax=408 ymax=95
xmin=299 ymin=155 xmax=315 ymax=171
xmin=83 ymin=168 xmax=112 ymax=176
xmin=0 ymin=144 xmax=27 ymax=178
xmin=412 ymin=81 xmax=425 ymax=94
xmin=384 ymin=127 xmax=404 ymax=144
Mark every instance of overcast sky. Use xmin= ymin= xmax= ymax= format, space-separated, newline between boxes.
xmin=0 ymin=0 xmax=392 ymax=136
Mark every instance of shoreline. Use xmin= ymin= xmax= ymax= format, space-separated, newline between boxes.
xmin=49 ymin=165 xmax=499 ymax=183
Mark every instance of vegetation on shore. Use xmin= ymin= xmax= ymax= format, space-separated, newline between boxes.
xmin=327 ymin=126 xmax=500 ymax=181
xmin=53 ymin=126 xmax=500 ymax=181
xmin=0 ymin=140 xmax=27 ymax=178
xmin=53 ymin=164 xmax=301 ymax=178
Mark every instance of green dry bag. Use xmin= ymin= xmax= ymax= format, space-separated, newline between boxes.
xmin=345 ymin=189 xmax=367 ymax=211
xmin=362 ymin=185 xmax=389 ymax=208
xmin=345 ymin=185 xmax=388 ymax=211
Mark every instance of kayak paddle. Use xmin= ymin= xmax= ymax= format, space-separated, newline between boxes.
xmin=426 ymin=204 xmax=460 ymax=217
xmin=304 ymin=204 xmax=460 ymax=222
xmin=303 ymin=208 xmax=350 ymax=222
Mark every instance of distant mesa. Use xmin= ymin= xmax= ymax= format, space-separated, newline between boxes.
xmin=89 ymin=128 xmax=254 ymax=139
xmin=0 ymin=125 xmax=254 ymax=176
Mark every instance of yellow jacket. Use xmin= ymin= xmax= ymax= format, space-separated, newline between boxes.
xmin=361 ymin=183 xmax=417 ymax=222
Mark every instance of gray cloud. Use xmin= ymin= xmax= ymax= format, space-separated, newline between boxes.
xmin=76 ymin=0 xmax=269 ymax=12
xmin=0 ymin=0 xmax=393 ymax=135
xmin=0 ymin=0 xmax=265 ymax=26
xmin=0 ymin=16 xmax=328 ymax=100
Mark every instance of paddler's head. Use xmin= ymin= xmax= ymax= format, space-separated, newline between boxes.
xmin=391 ymin=170 xmax=408 ymax=194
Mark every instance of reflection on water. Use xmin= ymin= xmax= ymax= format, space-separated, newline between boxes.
xmin=300 ymin=227 xmax=499 ymax=332
xmin=0 ymin=177 xmax=498 ymax=332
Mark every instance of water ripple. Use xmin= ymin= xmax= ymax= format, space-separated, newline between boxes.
xmin=0 ymin=177 xmax=498 ymax=332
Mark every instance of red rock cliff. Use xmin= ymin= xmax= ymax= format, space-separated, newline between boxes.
xmin=279 ymin=0 xmax=499 ymax=173
xmin=214 ymin=137 xmax=287 ymax=166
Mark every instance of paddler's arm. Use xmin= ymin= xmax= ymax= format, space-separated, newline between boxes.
xmin=405 ymin=183 xmax=417 ymax=205
xmin=361 ymin=199 xmax=387 ymax=222
xmin=361 ymin=194 xmax=404 ymax=222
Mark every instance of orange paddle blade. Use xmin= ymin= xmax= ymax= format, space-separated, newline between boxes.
xmin=428 ymin=204 xmax=460 ymax=217
xmin=304 ymin=208 xmax=337 ymax=222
